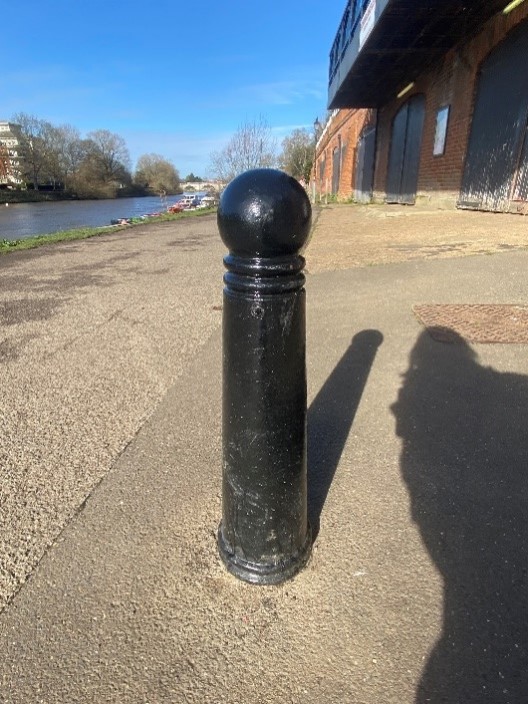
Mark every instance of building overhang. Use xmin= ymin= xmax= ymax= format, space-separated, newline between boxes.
xmin=328 ymin=0 xmax=510 ymax=109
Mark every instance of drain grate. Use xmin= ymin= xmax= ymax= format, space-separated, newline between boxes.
xmin=413 ymin=304 xmax=528 ymax=344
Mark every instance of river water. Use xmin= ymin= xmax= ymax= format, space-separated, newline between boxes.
xmin=0 ymin=194 xmax=206 ymax=241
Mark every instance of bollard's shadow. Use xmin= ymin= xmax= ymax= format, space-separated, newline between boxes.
xmin=308 ymin=329 xmax=383 ymax=538
xmin=391 ymin=329 xmax=528 ymax=702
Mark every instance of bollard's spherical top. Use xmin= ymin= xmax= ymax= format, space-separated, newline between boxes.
xmin=217 ymin=169 xmax=312 ymax=257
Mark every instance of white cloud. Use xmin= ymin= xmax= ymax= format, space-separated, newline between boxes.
xmin=271 ymin=123 xmax=315 ymax=138
xmin=241 ymin=79 xmax=326 ymax=106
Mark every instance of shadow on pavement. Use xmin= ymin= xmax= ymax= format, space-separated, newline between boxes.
xmin=307 ymin=329 xmax=383 ymax=538
xmin=392 ymin=330 xmax=528 ymax=703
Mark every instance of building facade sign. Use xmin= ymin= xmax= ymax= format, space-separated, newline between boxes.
xmin=359 ymin=0 xmax=376 ymax=48
xmin=433 ymin=106 xmax=450 ymax=156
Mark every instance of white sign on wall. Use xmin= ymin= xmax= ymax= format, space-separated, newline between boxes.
xmin=433 ymin=106 xmax=450 ymax=156
xmin=359 ymin=0 xmax=377 ymax=48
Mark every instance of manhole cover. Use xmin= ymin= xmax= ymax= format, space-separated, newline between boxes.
xmin=413 ymin=304 xmax=528 ymax=343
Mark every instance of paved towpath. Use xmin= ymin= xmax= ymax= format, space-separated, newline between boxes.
xmin=0 ymin=205 xmax=527 ymax=702
xmin=0 ymin=216 xmax=224 ymax=611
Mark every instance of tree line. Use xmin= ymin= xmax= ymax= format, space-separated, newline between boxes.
xmin=209 ymin=116 xmax=319 ymax=185
xmin=7 ymin=112 xmax=322 ymax=198
xmin=8 ymin=113 xmax=182 ymax=198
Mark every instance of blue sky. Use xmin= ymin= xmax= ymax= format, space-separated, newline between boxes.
xmin=2 ymin=1 xmax=345 ymax=178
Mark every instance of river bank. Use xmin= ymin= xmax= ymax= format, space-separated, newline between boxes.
xmin=1 ymin=190 xmax=79 ymax=204
xmin=0 ymin=193 xmax=207 ymax=241
xmin=0 ymin=187 xmax=183 ymax=205
xmin=0 ymin=207 xmax=216 ymax=255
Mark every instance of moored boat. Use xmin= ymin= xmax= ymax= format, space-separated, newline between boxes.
xmin=167 ymin=203 xmax=183 ymax=213
xmin=179 ymin=194 xmax=201 ymax=209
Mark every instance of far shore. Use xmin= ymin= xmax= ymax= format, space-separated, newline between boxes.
xmin=0 ymin=207 xmax=216 ymax=255
xmin=0 ymin=188 xmax=184 ymax=205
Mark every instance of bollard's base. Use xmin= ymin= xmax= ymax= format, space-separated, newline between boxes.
xmin=217 ymin=523 xmax=312 ymax=585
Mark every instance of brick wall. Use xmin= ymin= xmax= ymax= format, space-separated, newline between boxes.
xmin=312 ymin=108 xmax=375 ymax=199
xmin=373 ymin=3 xmax=528 ymax=206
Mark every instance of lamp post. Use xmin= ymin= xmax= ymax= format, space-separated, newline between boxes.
xmin=312 ymin=118 xmax=322 ymax=203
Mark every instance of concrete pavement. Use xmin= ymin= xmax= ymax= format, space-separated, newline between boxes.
xmin=1 ymin=206 xmax=528 ymax=702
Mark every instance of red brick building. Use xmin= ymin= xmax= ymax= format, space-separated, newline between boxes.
xmin=313 ymin=108 xmax=376 ymax=200
xmin=317 ymin=0 xmax=528 ymax=212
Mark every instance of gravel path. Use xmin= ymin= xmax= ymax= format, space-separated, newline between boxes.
xmin=306 ymin=203 xmax=528 ymax=272
xmin=0 ymin=215 xmax=224 ymax=611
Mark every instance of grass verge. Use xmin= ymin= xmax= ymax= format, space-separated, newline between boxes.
xmin=0 ymin=207 xmax=217 ymax=255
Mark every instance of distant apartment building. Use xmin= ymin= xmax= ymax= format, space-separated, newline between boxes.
xmin=0 ymin=121 xmax=23 ymax=188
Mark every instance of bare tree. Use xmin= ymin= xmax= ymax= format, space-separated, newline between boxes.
xmin=279 ymin=128 xmax=315 ymax=184
xmin=12 ymin=112 xmax=55 ymax=189
xmin=210 ymin=116 xmax=277 ymax=182
xmin=0 ymin=144 xmax=10 ymax=183
xmin=85 ymin=129 xmax=131 ymax=187
xmin=134 ymin=153 xmax=181 ymax=194
xmin=49 ymin=124 xmax=88 ymax=190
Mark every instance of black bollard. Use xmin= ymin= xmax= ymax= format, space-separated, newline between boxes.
xmin=217 ymin=168 xmax=312 ymax=585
